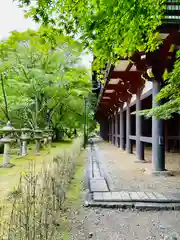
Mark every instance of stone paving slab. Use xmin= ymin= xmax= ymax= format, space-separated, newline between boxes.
xmin=167 ymin=192 xmax=180 ymax=200
xmin=129 ymin=192 xmax=140 ymax=200
xmin=93 ymin=192 xmax=103 ymax=201
xmin=92 ymin=162 xmax=101 ymax=178
xmin=93 ymin=191 xmax=180 ymax=203
xmin=88 ymin=164 xmax=93 ymax=178
xmin=153 ymin=192 xmax=168 ymax=200
xmin=145 ymin=192 xmax=157 ymax=200
xmin=137 ymin=192 xmax=149 ymax=200
xmin=90 ymin=179 xmax=109 ymax=192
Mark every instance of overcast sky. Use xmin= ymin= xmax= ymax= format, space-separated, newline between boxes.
xmin=0 ymin=0 xmax=38 ymax=40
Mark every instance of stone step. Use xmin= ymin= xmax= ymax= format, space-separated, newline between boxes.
xmin=93 ymin=191 xmax=180 ymax=203
xmin=85 ymin=200 xmax=180 ymax=211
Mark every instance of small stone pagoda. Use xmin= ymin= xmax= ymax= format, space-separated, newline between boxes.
xmin=0 ymin=121 xmax=16 ymax=168
xmin=20 ymin=127 xmax=32 ymax=156
xmin=34 ymin=128 xmax=42 ymax=154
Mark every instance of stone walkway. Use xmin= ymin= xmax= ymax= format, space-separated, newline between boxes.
xmin=85 ymin=140 xmax=180 ymax=210
xmin=100 ymin=142 xmax=180 ymax=193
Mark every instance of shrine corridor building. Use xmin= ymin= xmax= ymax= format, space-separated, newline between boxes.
xmin=93 ymin=1 xmax=180 ymax=174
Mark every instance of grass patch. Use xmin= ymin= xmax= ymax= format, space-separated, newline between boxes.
xmin=0 ymin=138 xmax=84 ymax=239
xmin=0 ymin=140 xmax=73 ymax=202
xmin=66 ymin=156 xmax=84 ymax=203
xmin=61 ymin=150 xmax=85 ymax=239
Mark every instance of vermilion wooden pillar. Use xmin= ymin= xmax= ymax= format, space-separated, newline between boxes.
xmin=136 ymin=88 xmax=144 ymax=160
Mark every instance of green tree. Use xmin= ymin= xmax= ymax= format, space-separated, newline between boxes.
xmin=16 ymin=0 xmax=165 ymax=71
xmin=0 ymin=27 xmax=94 ymax=137
xmin=16 ymin=0 xmax=180 ymax=121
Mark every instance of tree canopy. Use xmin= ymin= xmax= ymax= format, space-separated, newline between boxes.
xmin=14 ymin=0 xmax=180 ymax=119
xmin=0 ymin=27 xmax=95 ymax=137
xmin=16 ymin=0 xmax=165 ymax=70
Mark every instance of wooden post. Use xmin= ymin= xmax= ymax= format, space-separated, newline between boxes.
xmin=152 ymin=80 xmax=165 ymax=172
xmin=109 ymin=118 xmax=111 ymax=142
xmin=120 ymin=107 xmax=125 ymax=150
xmin=126 ymin=104 xmax=132 ymax=153
xmin=136 ymin=88 xmax=144 ymax=160
xmin=111 ymin=115 xmax=114 ymax=144
xmin=115 ymin=114 xmax=118 ymax=147
xmin=165 ymin=120 xmax=168 ymax=152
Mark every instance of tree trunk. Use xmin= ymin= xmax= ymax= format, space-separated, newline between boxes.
xmin=1 ymin=74 xmax=10 ymax=121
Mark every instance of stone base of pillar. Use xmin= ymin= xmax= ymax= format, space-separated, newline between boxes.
xmin=151 ymin=170 xmax=173 ymax=177
xmin=134 ymin=160 xmax=148 ymax=163
xmin=0 ymin=163 xmax=15 ymax=168
xmin=144 ymin=168 xmax=173 ymax=176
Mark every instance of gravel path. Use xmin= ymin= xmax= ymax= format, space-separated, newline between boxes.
xmin=67 ymin=142 xmax=180 ymax=240
xmin=98 ymin=142 xmax=180 ymax=193
xmin=69 ymin=201 xmax=180 ymax=240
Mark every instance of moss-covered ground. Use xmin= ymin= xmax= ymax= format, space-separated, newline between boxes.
xmin=60 ymin=150 xmax=85 ymax=239
xmin=0 ymin=140 xmax=72 ymax=202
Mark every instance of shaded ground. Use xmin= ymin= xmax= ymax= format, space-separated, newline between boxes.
xmin=0 ymin=140 xmax=72 ymax=202
xmin=98 ymin=142 xmax=180 ymax=193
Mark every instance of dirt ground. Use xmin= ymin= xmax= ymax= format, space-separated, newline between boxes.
xmin=66 ymin=142 xmax=180 ymax=240
xmin=97 ymin=142 xmax=180 ymax=193
xmin=68 ymin=204 xmax=180 ymax=240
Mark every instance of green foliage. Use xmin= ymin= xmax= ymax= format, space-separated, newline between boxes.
xmin=16 ymin=0 xmax=165 ymax=71
xmin=16 ymin=0 xmax=180 ymax=119
xmin=0 ymin=27 xmax=94 ymax=135
xmin=141 ymin=50 xmax=180 ymax=119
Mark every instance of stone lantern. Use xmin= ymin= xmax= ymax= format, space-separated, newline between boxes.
xmin=43 ymin=127 xmax=49 ymax=147
xmin=0 ymin=121 xmax=16 ymax=168
xmin=48 ymin=129 xmax=53 ymax=146
xmin=43 ymin=127 xmax=53 ymax=146
xmin=34 ymin=128 xmax=42 ymax=154
xmin=20 ymin=127 xmax=32 ymax=156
